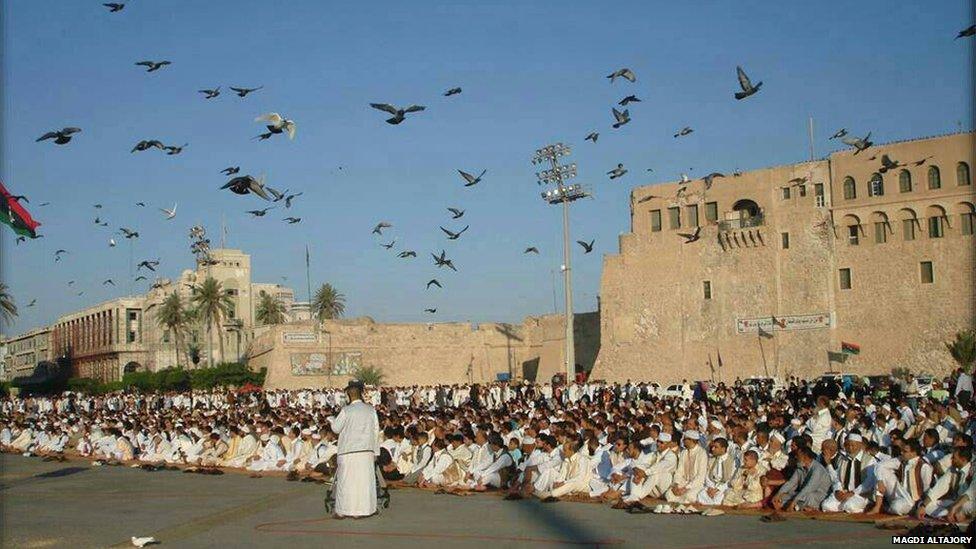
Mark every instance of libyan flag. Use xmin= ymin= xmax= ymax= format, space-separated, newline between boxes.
xmin=841 ymin=341 xmax=861 ymax=355
xmin=0 ymin=180 xmax=40 ymax=238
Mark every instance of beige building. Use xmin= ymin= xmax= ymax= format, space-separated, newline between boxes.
xmin=592 ymin=132 xmax=975 ymax=383
xmin=50 ymin=297 xmax=147 ymax=382
xmin=1 ymin=327 xmax=53 ymax=381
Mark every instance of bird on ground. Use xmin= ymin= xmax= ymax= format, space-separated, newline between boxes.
xmin=618 ymin=95 xmax=641 ymax=106
xmin=26 ymin=299 xmax=36 ymax=307
xmin=103 ymin=3 xmax=124 ymax=12
xmin=199 ymin=87 xmax=220 ymax=99
xmin=160 ymin=204 xmax=177 ymax=220
xmin=842 ymin=132 xmax=873 ymax=155
xmin=109 ymin=238 xmax=116 ymax=247
xmin=134 ymin=276 xmax=147 ymax=282
xmin=443 ymin=87 xmax=462 ymax=96
xmin=284 ymin=192 xmax=303 ymax=208
xmin=283 ymin=217 xmax=301 ymax=224
xmin=131 ymin=140 xmax=164 ymax=153
xmin=606 ymin=68 xmax=636 ymax=83
xmin=432 ymin=250 xmax=457 ymax=271
xmin=230 ymin=86 xmax=263 ymax=97
xmin=36 ymin=127 xmax=81 ymax=145
xmin=702 ymin=172 xmax=725 ymax=190
xmin=426 ymin=279 xmax=442 ymax=289
xmin=222 ymin=175 xmax=272 ymax=200
xmin=458 ymin=169 xmax=487 ymax=187
xmin=447 ymin=207 xmax=465 ymax=219
xmin=424 ymin=308 xmax=437 ymax=314
xmin=255 ymin=112 xmax=297 ymax=140
xmin=577 ymin=240 xmax=594 ymax=254
xmin=636 ymin=195 xmax=660 ymax=204
xmin=829 ymin=128 xmax=848 ymax=140
xmin=135 ymin=60 xmax=171 ymax=73
xmin=674 ymin=127 xmax=694 ymax=138
xmin=246 ymin=207 xmax=274 ymax=217
xmin=372 ymin=222 xmax=392 ymax=235
xmin=398 ymin=251 xmax=416 ymax=258
xmin=585 ymin=132 xmax=599 ymax=143
xmin=607 ymin=164 xmax=627 ymax=180
xmin=119 ymin=227 xmax=139 ymax=239
xmin=137 ymin=260 xmax=160 ymax=271
xmin=221 ymin=166 xmax=240 ymax=175
xmin=956 ymin=24 xmax=976 ymax=39
xmin=523 ymin=247 xmax=539 ymax=254
xmin=611 ymin=108 xmax=630 ymax=129
xmin=734 ymin=66 xmax=762 ymax=100
xmin=381 ymin=240 xmax=396 ymax=249
xmin=879 ymin=154 xmax=902 ymax=173
xmin=163 ymin=143 xmax=187 ymax=155
xmin=369 ymin=103 xmax=426 ymax=125
xmin=678 ymin=226 xmax=702 ymax=243
xmin=440 ymin=225 xmax=469 ymax=240
xmin=103 ymin=279 xmax=115 ymax=286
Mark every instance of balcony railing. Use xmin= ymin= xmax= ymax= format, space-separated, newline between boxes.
xmin=718 ymin=214 xmax=764 ymax=232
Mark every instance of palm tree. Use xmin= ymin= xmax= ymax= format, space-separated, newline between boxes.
xmin=946 ymin=330 xmax=976 ymax=374
xmin=255 ymin=291 xmax=286 ymax=326
xmin=191 ymin=277 xmax=234 ymax=368
xmin=156 ymin=292 xmax=190 ymax=368
xmin=0 ymin=283 xmax=16 ymax=327
xmin=353 ymin=365 xmax=385 ymax=386
xmin=312 ymin=283 xmax=345 ymax=321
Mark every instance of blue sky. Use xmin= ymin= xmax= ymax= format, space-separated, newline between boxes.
xmin=2 ymin=0 xmax=973 ymax=333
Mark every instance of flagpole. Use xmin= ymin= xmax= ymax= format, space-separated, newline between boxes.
xmin=757 ymin=328 xmax=770 ymax=377
xmin=305 ymin=244 xmax=312 ymax=306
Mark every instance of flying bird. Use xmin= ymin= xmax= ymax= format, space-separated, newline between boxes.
xmin=283 ymin=217 xmax=302 ymax=224
xmin=841 ymin=132 xmax=873 ymax=155
xmin=618 ymin=95 xmax=642 ymax=106
xmin=26 ymin=299 xmax=36 ymax=307
xmin=246 ymin=207 xmax=275 ymax=217
xmin=447 ymin=207 xmax=465 ymax=219
xmin=135 ymin=60 xmax=171 ymax=73
xmin=829 ymin=128 xmax=848 ymax=140
xmin=702 ymin=172 xmax=725 ymax=190
xmin=39 ymin=202 xmax=50 ymax=206
xmin=432 ymin=250 xmax=457 ymax=271
xmin=76 ymin=291 xmax=85 ymax=297
xmin=103 ymin=3 xmax=124 ymax=12
xmin=458 ymin=169 xmax=487 ymax=187
xmin=230 ymin=86 xmax=263 ymax=97
xmin=255 ymin=112 xmax=297 ymax=140
xmin=134 ymin=276 xmax=148 ymax=282
xmin=67 ymin=280 xmax=75 ymax=286
xmin=221 ymin=166 xmax=240 ymax=175
xmin=369 ymin=103 xmax=426 ymax=125
xmin=636 ymin=195 xmax=660 ymax=204
xmin=397 ymin=251 xmax=416 ymax=258
xmin=611 ymin=108 xmax=630 ymax=129
xmin=160 ymin=204 xmax=177 ymax=220
xmin=36 ymin=127 xmax=81 ymax=145
xmin=54 ymin=249 xmax=68 ymax=260
xmin=443 ymin=87 xmax=462 ymax=96
xmin=523 ymin=247 xmax=539 ymax=254
xmin=284 ymin=192 xmax=303 ymax=208
xmin=221 ymin=175 xmax=272 ymax=200
xmin=879 ymin=154 xmax=902 ymax=173
xmin=372 ymin=222 xmax=392 ymax=235
xmin=198 ymin=87 xmax=220 ymax=99
xmin=119 ymin=227 xmax=139 ymax=239
xmin=163 ymin=143 xmax=187 ymax=155
xmin=956 ymin=24 xmax=976 ymax=39
xmin=576 ymin=239 xmax=594 ymax=254
xmin=94 ymin=204 xmax=102 ymax=208
xmin=734 ymin=66 xmax=762 ymax=100
xmin=135 ymin=202 xmax=145 ymax=207
xmin=380 ymin=240 xmax=396 ymax=249
xmin=440 ymin=225 xmax=469 ymax=240
xmin=426 ymin=279 xmax=442 ymax=289
xmin=606 ymin=68 xmax=636 ymax=83
xmin=109 ymin=238 xmax=116 ymax=247
xmin=266 ymin=186 xmax=286 ymax=202
xmin=788 ymin=176 xmax=808 ymax=186
xmin=103 ymin=279 xmax=115 ymax=286
xmin=910 ymin=156 xmax=934 ymax=167
xmin=607 ymin=163 xmax=627 ymax=180
xmin=674 ymin=127 xmax=694 ymax=138
xmin=677 ymin=226 xmax=702 ymax=243
xmin=8 ymin=194 xmax=28 ymax=203
xmin=15 ymin=236 xmax=25 ymax=245
xmin=424 ymin=308 xmax=437 ymax=314
xmin=131 ymin=140 xmax=164 ymax=153
xmin=137 ymin=260 xmax=160 ymax=271
xmin=585 ymin=132 xmax=599 ymax=143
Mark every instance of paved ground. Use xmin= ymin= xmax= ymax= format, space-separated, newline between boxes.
xmin=0 ymin=454 xmax=940 ymax=548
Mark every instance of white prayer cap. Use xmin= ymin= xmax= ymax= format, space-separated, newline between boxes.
xmin=241 ymin=426 xmax=251 ymax=433
xmin=847 ymin=433 xmax=863 ymax=443
xmin=882 ymin=404 xmax=891 ymax=411
xmin=522 ymin=436 xmax=536 ymax=444
xmin=683 ymin=430 xmax=701 ymax=441
xmin=312 ymin=433 xmax=321 ymax=440
xmin=790 ymin=418 xmax=802 ymax=426
xmin=658 ymin=433 xmax=672 ymax=443
xmin=260 ymin=434 xmax=270 ymax=442
xmin=301 ymin=428 xmax=312 ymax=435
xmin=710 ymin=420 xmax=723 ymax=430
xmin=770 ymin=431 xmax=786 ymax=443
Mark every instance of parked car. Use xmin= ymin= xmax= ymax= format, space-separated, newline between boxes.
xmin=659 ymin=384 xmax=686 ymax=399
xmin=742 ymin=376 xmax=786 ymax=394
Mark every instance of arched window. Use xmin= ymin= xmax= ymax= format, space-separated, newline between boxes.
xmin=898 ymin=170 xmax=912 ymax=193
xmin=958 ymin=162 xmax=971 ymax=186
xmin=926 ymin=205 xmax=947 ymax=238
xmin=899 ymin=208 xmax=918 ymax=241
xmin=871 ymin=212 xmax=889 ymax=244
xmin=868 ymin=173 xmax=884 ymax=197
xmin=928 ymin=166 xmax=941 ymax=189
xmin=842 ymin=214 xmax=861 ymax=245
xmin=957 ymin=202 xmax=975 ymax=236
xmin=842 ymin=176 xmax=856 ymax=200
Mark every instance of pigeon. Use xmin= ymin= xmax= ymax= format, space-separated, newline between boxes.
xmin=135 ymin=60 xmax=171 ymax=73
xmin=910 ymin=156 xmax=934 ymax=167
xmin=956 ymin=24 xmax=976 ymax=39
xmin=677 ymin=226 xmax=702 ymax=243
xmin=608 ymin=164 xmax=627 ymax=180
xmin=788 ymin=176 xmax=808 ymax=185
xmin=160 ymin=204 xmax=177 ymax=220
xmin=131 ymin=536 xmax=157 ymax=547
xmin=109 ymin=238 xmax=117 ymax=247
xmin=26 ymin=299 xmax=36 ymax=307
xmin=283 ymin=217 xmax=301 ymax=224
xmin=447 ymin=207 xmax=465 ymax=219
xmin=103 ymin=3 xmax=125 ymax=12
xmin=222 ymin=175 xmax=272 ymax=200
xmin=674 ymin=127 xmax=694 ymax=138
xmin=702 ymin=172 xmax=725 ymax=190
xmin=103 ymin=279 xmax=115 ymax=286
xmin=119 ymin=227 xmax=139 ymax=239
xmin=829 ymin=128 xmax=848 ymax=140
xmin=8 ymin=195 xmax=28 ymax=203
xmin=94 ymin=204 xmax=102 ymax=208
xmin=76 ymin=291 xmax=85 ymax=297
xmin=424 ymin=308 xmax=437 ymax=314
xmin=266 ymin=186 xmax=286 ymax=202
xmin=36 ymin=127 xmax=81 ymax=145
xmin=131 ymin=140 xmax=164 ymax=153
xmin=137 ymin=260 xmax=160 ymax=271
xmin=54 ymin=249 xmax=68 ymax=260
xmin=585 ymin=132 xmax=599 ymax=143
xmin=255 ymin=112 xmax=297 ymax=140
xmin=443 ymin=87 xmax=462 ymax=96
xmin=878 ymin=154 xmax=902 ymax=173
xmin=606 ymin=68 xmax=636 ymax=83
xmin=733 ymin=66 xmax=762 ymax=100
xmin=369 ymin=103 xmax=426 ymax=125
xmin=841 ymin=132 xmax=873 ymax=155
xmin=246 ymin=207 xmax=275 ymax=217
xmin=134 ymin=276 xmax=148 ymax=282
xmin=381 ymin=240 xmax=396 ymax=249
xmin=372 ymin=222 xmax=392 ymax=235
xmin=163 ymin=143 xmax=187 ymax=155
xmin=15 ymin=236 xmax=25 ymax=245
xmin=458 ymin=169 xmax=487 ymax=187
xmin=135 ymin=202 xmax=145 ymax=207
xmin=523 ymin=247 xmax=539 ymax=254
xmin=426 ymin=279 xmax=442 ymax=289
xmin=221 ymin=166 xmax=240 ymax=175
xmin=636 ymin=195 xmax=660 ymax=204
xmin=284 ymin=192 xmax=303 ymax=208
xmin=198 ymin=87 xmax=220 ymax=99
xmin=611 ymin=108 xmax=630 ymax=129
xmin=39 ymin=202 xmax=50 ymax=206
xmin=397 ymin=251 xmax=416 ymax=258
xmin=67 ymin=280 xmax=75 ymax=285
xmin=431 ymin=250 xmax=457 ymax=271
xmin=230 ymin=86 xmax=263 ymax=97
xmin=576 ymin=239 xmax=594 ymax=253
xmin=618 ymin=95 xmax=641 ymax=106
xmin=440 ymin=225 xmax=469 ymax=240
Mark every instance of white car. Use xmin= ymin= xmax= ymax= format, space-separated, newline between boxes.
xmin=659 ymin=384 xmax=686 ymax=399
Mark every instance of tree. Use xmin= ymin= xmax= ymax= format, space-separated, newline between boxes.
xmin=255 ymin=291 xmax=286 ymax=326
xmin=156 ymin=292 xmax=190 ymax=368
xmin=312 ymin=283 xmax=345 ymax=321
xmin=946 ymin=330 xmax=976 ymax=374
xmin=0 ymin=283 xmax=17 ymax=327
xmin=191 ymin=277 xmax=234 ymax=368
xmin=353 ymin=365 xmax=385 ymax=386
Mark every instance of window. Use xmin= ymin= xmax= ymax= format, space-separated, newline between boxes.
xmin=797 ymin=185 xmax=807 ymax=197
xmin=650 ymin=210 xmax=662 ymax=232
xmin=128 ymin=311 xmax=137 ymax=321
xmin=928 ymin=216 xmax=944 ymax=238
xmin=903 ymin=219 xmax=916 ymax=241
xmin=963 ymin=212 xmax=975 ymax=236
xmin=668 ymin=207 xmax=681 ymax=229
xmin=842 ymin=177 xmax=856 ymax=200
xmin=928 ymin=166 xmax=941 ymax=189
xmin=703 ymin=281 xmax=712 ymax=300
xmin=839 ymin=268 xmax=852 ymax=290
xmin=814 ymin=183 xmax=825 ymax=207
xmin=874 ymin=222 xmax=887 ymax=244
xmin=705 ymin=202 xmax=718 ymax=223
xmin=868 ymin=174 xmax=884 ymax=197
xmin=920 ymin=262 xmax=934 ymax=284
xmin=225 ymin=289 xmax=239 ymax=296
xmin=958 ymin=162 xmax=971 ymax=186
xmin=686 ymin=205 xmax=699 ymax=227
xmin=781 ymin=187 xmax=791 ymax=200
xmin=899 ymin=170 xmax=912 ymax=193
xmin=847 ymin=225 xmax=859 ymax=245
xmin=781 ymin=232 xmax=790 ymax=249
xmin=127 ymin=331 xmax=137 ymax=343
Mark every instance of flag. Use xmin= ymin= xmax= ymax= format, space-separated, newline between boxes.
xmin=0 ymin=180 xmax=40 ymax=238
xmin=841 ymin=341 xmax=860 ymax=355
xmin=827 ymin=351 xmax=848 ymax=363
xmin=758 ymin=325 xmax=774 ymax=339
xmin=717 ymin=349 xmax=724 ymax=369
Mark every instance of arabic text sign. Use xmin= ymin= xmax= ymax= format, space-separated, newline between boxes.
xmin=736 ymin=313 xmax=830 ymax=334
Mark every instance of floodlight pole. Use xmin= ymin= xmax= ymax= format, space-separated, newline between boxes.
xmin=554 ymin=158 xmax=576 ymax=382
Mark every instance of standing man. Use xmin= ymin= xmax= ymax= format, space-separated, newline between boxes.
xmin=329 ymin=380 xmax=380 ymax=519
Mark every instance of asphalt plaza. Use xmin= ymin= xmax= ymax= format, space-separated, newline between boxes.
xmin=0 ymin=455 xmax=947 ymax=548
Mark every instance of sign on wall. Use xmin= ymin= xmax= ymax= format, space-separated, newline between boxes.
xmin=290 ymin=353 xmax=328 ymax=375
xmin=331 ymin=352 xmax=361 ymax=375
xmin=736 ymin=313 xmax=831 ymax=334
xmin=282 ymin=332 xmax=318 ymax=344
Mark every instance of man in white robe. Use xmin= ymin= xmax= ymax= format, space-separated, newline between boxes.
xmin=329 ymin=381 xmax=380 ymax=518
xmin=665 ymin=430 xmax=708 ymax=504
